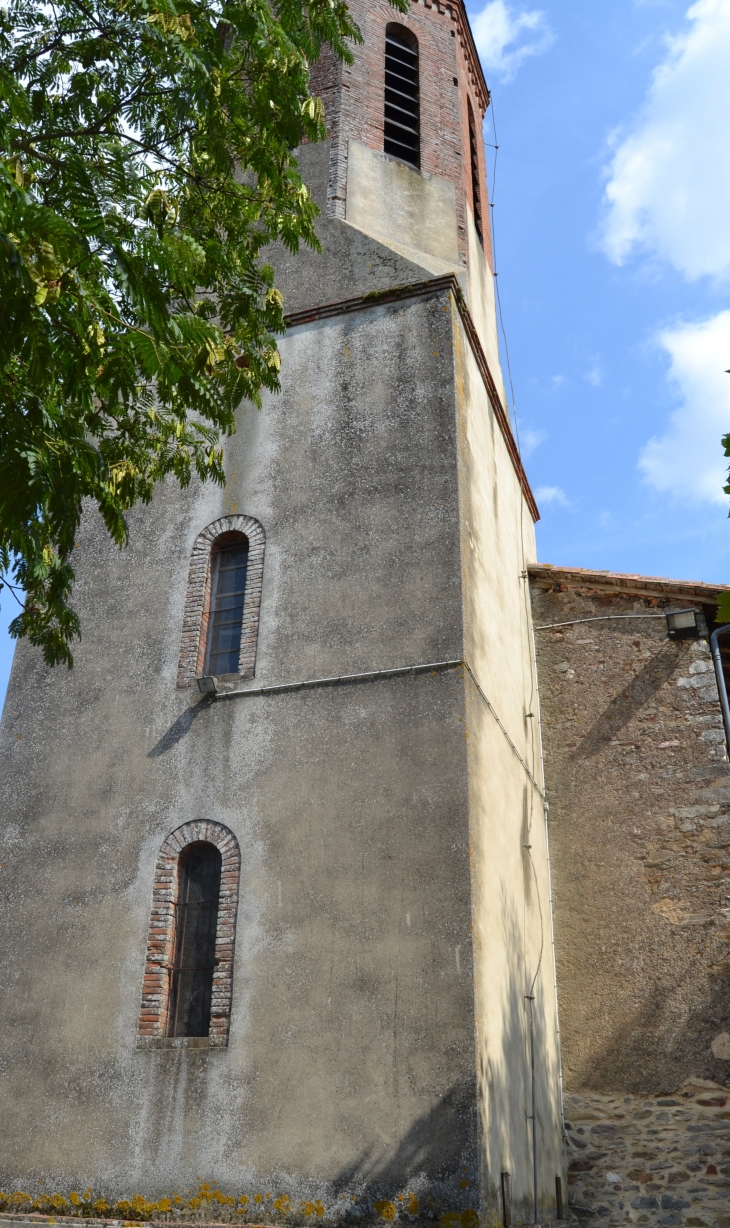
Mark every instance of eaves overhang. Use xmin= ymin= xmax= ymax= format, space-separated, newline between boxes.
xmin=528 ymin=563 xmax=730 ymax=605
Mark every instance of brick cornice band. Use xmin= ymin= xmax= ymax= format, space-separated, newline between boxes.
xmin=137 ymin=820 xmax=241 ymax=1047
xmin=177 ymin=514 xmax=266 ymax=687
xmin=449 ymin=0 xmax=490 ymax=114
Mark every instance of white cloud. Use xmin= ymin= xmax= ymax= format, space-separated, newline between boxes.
xmin=601 ymin=0 xmax=730 ymax=280
xmin=585 ymin=361 xmax=603 ymax=387
xmin=639 ymin=310 xmax=730 ymax=503
xmin=535 ymin=485 xmax=570 ymax=507
xmin=471 ymin=0 xmax=554 ymax=81
xmin=521 ymin=427 xmax=547 ymax=456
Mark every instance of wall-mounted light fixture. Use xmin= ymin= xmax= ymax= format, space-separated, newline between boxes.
xmin=197 ymin=675 xmax=217 ymax=695
xmin=666 ymin=608 xmax=700 ymax=640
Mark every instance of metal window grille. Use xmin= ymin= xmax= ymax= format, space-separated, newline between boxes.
xmin=468 ymin=99 xmax=483 ymax=244
xmin=205 ymin=536 xmax=249 ymax=676
xmin=384 ymin=29 xmax=420 ymax=168
xmin=169 ymin=842 xmax=222 ymax=1038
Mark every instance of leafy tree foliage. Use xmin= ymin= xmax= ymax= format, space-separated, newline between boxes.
xmin=0 ymin=0 xmax=404 ymax=666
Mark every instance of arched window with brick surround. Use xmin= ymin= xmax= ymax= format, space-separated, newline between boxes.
xmin=384 ymin=25 xmax=420 ymax=168
xmin=177 ymin=514 xmax=265 ymax=686
xmin=137 ymin=820 xmax=241 ymax=1048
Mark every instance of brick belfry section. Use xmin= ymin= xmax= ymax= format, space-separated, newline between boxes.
xmin=0 ymin=0 xmax=564 ymax=1223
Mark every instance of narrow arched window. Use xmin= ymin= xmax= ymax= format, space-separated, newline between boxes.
xmin=384 ymin=26 xmax=420 ymax=168
xmin=468 ymin=99 xmax=483 ymax=245
xmin=169 ymin=841 xmax=222 ymax=1038
xmin=138 ymin=820 xmax=240 ymax=1049
xmin=205 ymin=533 xmax=249 ymax=676
xmin=177 ymin=514 xmax=265 ymax=688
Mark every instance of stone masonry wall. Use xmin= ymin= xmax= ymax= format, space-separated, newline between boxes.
xmin=529 ymin=568 xmax=730 ymax=1228
xmin=565 ymin=1082 xmax=730 ymax=1228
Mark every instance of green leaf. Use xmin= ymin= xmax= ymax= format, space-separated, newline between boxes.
xmin=0 ymin=0 xmax=405 ymax=665
xmin=716 ymin=592 xmax=730 ymax=624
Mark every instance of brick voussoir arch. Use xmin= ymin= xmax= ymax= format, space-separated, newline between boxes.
xmin=178 ymin=513 xmax=266 ymax=687
xmin=138 ymin=820 xmax=241 ymax=1046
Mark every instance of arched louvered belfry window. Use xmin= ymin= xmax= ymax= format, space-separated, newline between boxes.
xmin=205 ymin=532 xmax=249 ymax=676
xmin=468 ymin=98 xmax=484 ymax=245
xmin=169 ymin=841 xmax=222 ymax=1038
xmin=384 ymin=25 xmax=420 ymax=168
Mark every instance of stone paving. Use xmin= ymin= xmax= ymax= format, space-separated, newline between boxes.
xmin=565 ymin=1081 xmax=730 ymax=1228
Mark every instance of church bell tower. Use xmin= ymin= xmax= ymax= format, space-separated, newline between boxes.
xmin=0 ymin=2 xmax=564 ymax=1224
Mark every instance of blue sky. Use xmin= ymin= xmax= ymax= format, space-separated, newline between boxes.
xmin=467 ymin=0 xmax=730 ymax=581
xmin=1 ymin=0 xmax=730 ymax=707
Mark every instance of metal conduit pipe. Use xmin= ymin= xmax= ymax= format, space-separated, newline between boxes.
xmin=710 ymin=625 xmax=730 ymax=756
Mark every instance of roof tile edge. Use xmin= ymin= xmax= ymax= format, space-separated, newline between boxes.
xmin=527 ymin=563 xmax=730 ymax=603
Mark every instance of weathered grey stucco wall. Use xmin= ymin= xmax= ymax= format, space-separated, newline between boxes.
xmin=0 ymin=291 xmax=480 ymax=1203
xmin=0 ymin=110 xmax=563 ymax=1222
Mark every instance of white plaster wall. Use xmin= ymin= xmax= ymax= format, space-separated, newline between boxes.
xmin=451 ymin=307 xmax=565 ymax=1225
xmin=344 ymin=140 xmax=463 ymax=276
xmin=464 ymin=205 xmax=507 ymax=410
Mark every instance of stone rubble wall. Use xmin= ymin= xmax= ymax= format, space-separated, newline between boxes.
xmin=565 ymin=1081 xmax=730 ymax=1228
xmin=529 ymin=579 xmax=730 ymax=1093
xmin=529 ymin=574 xmax=730 ymax=1227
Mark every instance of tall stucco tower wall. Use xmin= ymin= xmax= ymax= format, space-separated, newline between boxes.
xmin=0 ymin=2 xmax=563 ymax=1223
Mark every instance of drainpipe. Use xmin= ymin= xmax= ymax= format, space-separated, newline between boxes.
xmin=710 ymin=626 xmax=730 ymax=757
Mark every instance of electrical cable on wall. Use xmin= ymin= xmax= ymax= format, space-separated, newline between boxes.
xmin=486 ymin=89 xmax=563 ymax=1222
xmin=488 ymin=97 xmax=520 ymax=447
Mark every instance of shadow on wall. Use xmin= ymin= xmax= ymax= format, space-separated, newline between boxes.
xmin=570 ymin=973 xmax=730 ymax=1094
xmin=550 ymin=639 xmax=730 ymax=1092
xmin=332 ymin=1079 xmax=478 ymax=1208
xmin=570 ymin=646 xmax=678 ymax=760
xmin=147 ymin=697 xmax=212 ymax=757
xmin=479 ymin=884 xmax=561 ymax=1226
